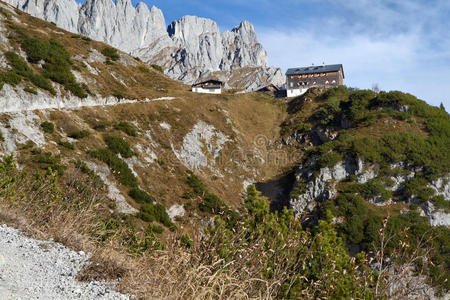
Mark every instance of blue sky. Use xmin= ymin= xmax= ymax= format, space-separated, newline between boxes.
xmin=122 ymin=0 xmax=450 ymax=108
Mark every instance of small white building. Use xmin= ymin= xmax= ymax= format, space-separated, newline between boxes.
xmin=191 ymin=80 xmax=224 ymax=94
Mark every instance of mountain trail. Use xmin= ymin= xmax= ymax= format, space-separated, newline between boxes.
xmin=0 ymin=224 xmax=131 ymax=299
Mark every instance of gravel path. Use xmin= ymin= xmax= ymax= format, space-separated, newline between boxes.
xmin=0 ymin=224 xmax=130 ymax=299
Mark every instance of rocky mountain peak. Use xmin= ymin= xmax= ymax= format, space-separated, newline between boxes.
xmin=4 ymin=0 xmax=283 ymax=89
xmin=232 ymin=21 xmax=258 ymax=44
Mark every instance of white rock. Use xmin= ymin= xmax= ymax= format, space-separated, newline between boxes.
xmin=85 ymin=161 xmax=138 ymax=215
xmin=172 ymin=120 xmax=229 ymax=171
xmin=422 ymin=201 xmax=450 ymax=227
xmin=167 ymin=204 xmax=185 ymax=221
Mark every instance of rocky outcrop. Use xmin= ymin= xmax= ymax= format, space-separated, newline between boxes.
xmin=290 ymin=157 xmax=376 ymax=214
xmin=5 ymin=0 xmax=80 ymax=32
xmin=78 ymin=0 xmax=170 ymax=53
xmin=3 ymin=0 xmax=283 ymax=89
xmin=421 ymin=201 xmax=450 ymax=227
xmin=290 ymin=157 xmax=450 ymax=226
xmin=172 ymin=120 xmax=229 ymax=172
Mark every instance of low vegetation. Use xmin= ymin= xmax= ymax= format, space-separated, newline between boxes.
xmin=89 ymin=149 xmax=137 ymax=188
xmin=303 ymin=88 xmax=449 ymax=180
xmin=282 ymin=87 xmax=450 ymax=294
xmin=57 ymin=140 xmax=74 ymax=150
xmin=151 ymin=64 xmax=163 ymax=73
xmin=40 ymin=121 xmax=54 ymax=134
xmin=113 ymin=122 xmax=137 ymax=137
xmin=103 ymin=135 xmax=134 ymax=158
xmin=1 ymin=52 xmax=54 ymax=94
xmin=129 ymin=188 xmax=155 ymax=204
xmin=1 ymin=24 xmax=87 ymax=97
xmin=185 ymin=171 xmax=239 ymax=227
xmin=24 ymin=86 xmax=38 ymax=94
xmin=101 ymin=47 xmax=120 ymax=61
xmin=20 ymin=35 xmax=87 ymax=98
xmin=68 ymin=130 xmax=90 ymax=139
xmin=138 ymin=66 xmax=150 ymax=73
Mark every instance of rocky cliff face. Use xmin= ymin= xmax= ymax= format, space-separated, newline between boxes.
xmin=290 ymin=156 xmax=450 ymax=227
xmin=3 ymin=0 xmax=282 ymax=89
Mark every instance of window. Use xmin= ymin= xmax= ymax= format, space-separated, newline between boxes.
xmin=290 ymin=82 xmax=293 ymax=88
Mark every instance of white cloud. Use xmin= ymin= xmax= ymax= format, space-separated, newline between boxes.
xmin=256 ymin=0 xmax=450 ymax=108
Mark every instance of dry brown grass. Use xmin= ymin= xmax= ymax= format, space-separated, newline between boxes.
xmin=0 ymin=157 xmax=276 ymax=299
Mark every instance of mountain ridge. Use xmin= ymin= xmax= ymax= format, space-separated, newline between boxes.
xmin=4 ymin=0 xmax=284 ymax=89
xmin=0 ymin=2 xmax=449 ymax=298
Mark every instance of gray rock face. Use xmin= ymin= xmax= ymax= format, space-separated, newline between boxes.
xmin=78 ymin=0 xmax=170 ymax=52
xmin=3 ymin=0 xmax=282 ymax=89
xmin=290 ymin=157 xmax=449 ymax=226
xmin=421 ymin=202 xmax=450 ymax=227
xmin=5 ymin=0 xmax=80 ymax=32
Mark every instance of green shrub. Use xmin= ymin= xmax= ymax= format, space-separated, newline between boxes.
xmin=151 ymin=64 xmax=163 ymax=73
xmin=295 ymin=121 xmax=312 ymax=133
xmin=34 ymin=152 xmax=64 ymax=175
xmin=113 ymin=92 xmax=125 ymax=99
xmin=103 ymin=135 xmax=134 ymax=158
xmin=71 ymin=35 xmax=81 ymax=39
xmin=138 ymin=66 xmax=150 ymax=73
xmin=0 ymin=131 xmax=4 ymax=142
xmin=316 ymin=151 xmax=343 ymax=168
xmin=75 ymin=160 xmax=94 ymax=176
xmin=68 ymin=130 xmax=90 ymax=139
xmin=0 ymin=7 xmax=11 ymax=18
xmin=105 ymin=60 xmax=114 ymax=65
xmin=101 ymin=47 xmax=120 ymax=61
xmin=134 ymin=57 xmax=141 ymax=62
xmin=148 ymin=224 xmax=164 ymax=234
xmin=89 ymin=149 xmax=138 ymax=187
xmin=404 ymin=176 xmax=435 ymax=203
xmin=180 ymin=234 xmax=193 ymax=248
xmin=28 ymin=73 xmax=55 ymax=93
xmin=138 ymin=202 xmax=174 ymax=229
xmin=114 ymin=122 xmax=137 ymax=137
xmin=57 ymin=140 xmax=74 ymax=150
xmin=18 ymin=35 xmax=86 ymax=98
xmin=0 ymin=71 xmax=22 ymax=86
xmin=348 ymin=178 xmax=392 ymax=202
xmin=82 ymin=36 xmax=91 ymax=42
xmin=24 ymin=86 xmax=37 ymax=94
xmin=40 ymin=121 xmax=54 ymax=133
xmin=432 ymin=195 xmax=450 ymax=212
xmin=129 ymin=188 xmax=155 ymax=204
xmin=20 ymin=37 xmax=49 ymax=63
xmin=199 ymin=193 xmax=226 ymax=214
xmin=186 ymin=171 xmax=208 ymax=196
xmin=93 ymin=123 xmax=108 ymax=131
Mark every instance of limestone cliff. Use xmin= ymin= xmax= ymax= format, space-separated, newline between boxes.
xmin=3 ymin=0 xmax=283 ymax=89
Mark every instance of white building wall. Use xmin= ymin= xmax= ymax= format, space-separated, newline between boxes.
xmin=287 ymin=88 xmax=308 ymax=98
xmin=192 ymin=87 xmax=222 ymax=94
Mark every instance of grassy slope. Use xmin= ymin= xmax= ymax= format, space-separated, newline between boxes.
xmin=0 ymin=2 xmax=449 ymax=296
